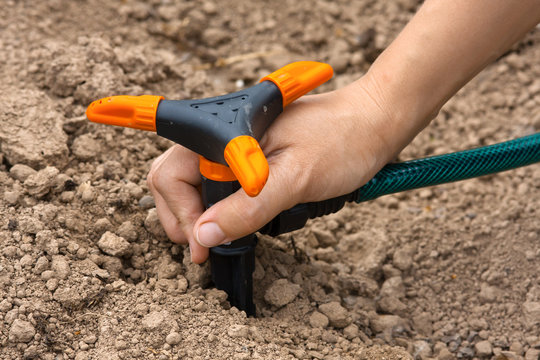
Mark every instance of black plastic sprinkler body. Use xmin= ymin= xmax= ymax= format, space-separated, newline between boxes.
xmin=86 ymin=61 xmax=540 ymax=316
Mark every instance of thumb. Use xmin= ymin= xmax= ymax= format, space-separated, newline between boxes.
xmin=193 ymin=159 xmax=303 ymax=247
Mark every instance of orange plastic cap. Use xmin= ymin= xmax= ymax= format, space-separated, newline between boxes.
xmin=224 ymin=136 xmax=269 ymax=197
xmin=86 ymin=95 xmax=163 ymax=132
xmin=260 ymin=61 xmax=333 ymax=107
xmin=199 ymin=156 xmax=237 ymax=182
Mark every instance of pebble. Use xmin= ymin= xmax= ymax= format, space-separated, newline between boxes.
xmin=142 ymin=311 xmax=172 ymax=331
xmin=522 ymin=301 xmax=540 ymax=326
xmin=264 ymin=279 xmax=301 ymax=307
xmin=72 ymin=134 xmax=100 ymax=161
xmin=525 ymin=348 xmax=540 ymax=360
xmin=165 ymin=332 xmax=181 ymax=345
xmin=97 ymin=231 xmax=131 ymax=257
xmin=311 ymin=228 xmax=337 ymax=247
xmin=33 ymin=256 xmax=49 ymax=274
xmin=379 ymin=276 xmax=405 ymax=299
xmin=474 ymin=340 xmax=492 ymax=357
xmin=370 ymin=314 xmax=407 ymax=334
xmin=343 ymin=324 xmax=359 ymax=340
xmin=0 ymin=299 xmax=12 ymax=312
xmin=458 ymin=346 xmax=475 ymax=358
xmin=509 ymin=341 xmax=524 ymax=355
xmin=94 ymin=218 xmax=113 ymax=234
xmin=8 ymin=319 xmax=36 ymax=343
xmin=478 ymin=283 xmax=499 ymax=303
xmin=83 ymin=334 xmax=97 ymax=344
xmin=24 ymin=166 xmax=59 ymax=198
xmin=392 ymin=245 xmax=414 ymax=271
xmin=138 ymin=195 xmax=155 ymax=209
xmin=51 ymin=255 xmax=71 ymax=280
xmin=377 ymin=296 xmax=407 ymax=316
xmin=227 ymin=324 xmax=249 ymax=339
xmin=4 ymin=191 xmax=20 ymax=205
xmin=309 ymin=311 xmax=329 ymax=328
xmin=437 ymin=348 xmax=454 ymax=360
xmin=144 ymin=208 xmax=168 ymax=240
xmin=318 ymin=301 xmax=351 ymax=329
xmin=9 ymin=164 xmax=37 ymax=182
xmin=182 ymin=247 xmax=211 ymax=288
xmin=413 ymin=340 xmax=432 ymax=359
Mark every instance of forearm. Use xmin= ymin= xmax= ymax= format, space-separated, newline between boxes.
xmin=352 ymin=0 xmax=540 ymax=157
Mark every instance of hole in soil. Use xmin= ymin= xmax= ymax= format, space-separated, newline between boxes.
xmin=216 ymin=101 xmax=224 ymax=105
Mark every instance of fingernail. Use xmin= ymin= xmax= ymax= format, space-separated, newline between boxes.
xmin=196 ymin=222 xmax=226 ymax=247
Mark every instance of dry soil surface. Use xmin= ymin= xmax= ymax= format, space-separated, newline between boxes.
xmin=0 ymin=0 xmax=539 ymax=359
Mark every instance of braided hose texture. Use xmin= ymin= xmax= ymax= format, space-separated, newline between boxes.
xmin=355 ymin=133 xmax=540 ymax=203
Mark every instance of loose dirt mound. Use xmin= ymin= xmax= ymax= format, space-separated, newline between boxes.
xmin=0 ymin=1 xmax=539 ymax=359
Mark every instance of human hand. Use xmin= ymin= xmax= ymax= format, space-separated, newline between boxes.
xmin=147 ymin=77 xmax=405 ymax=263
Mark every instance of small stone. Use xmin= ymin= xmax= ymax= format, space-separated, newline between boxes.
xmin=370 ymin=314 xmax=407 ymax=334
xmin=33 ymin=256 xmax=50 ymax=274
xmin=509 ymin=341 xmax=524 ymax=355
xmin=23 ymin=345 xmax=39 ymax=358
xmin=227 ymin=324 xmax=249 ymax=339
xmin=24 ymin=166 xmax=59 ymax=198
xmin=343 ymin=324 xmax=359 ymax=339
xmin=142 ymin=311 xmax=172 ymax=331
xmin=97 ymin=231 xmax=131 ymax=257
xmin=51 ymin=255 xmax=71 ymax=279
xmin=182 ymin=247 xmax=211 ymax=288
xmin=9 ymin=164 xmax=37 ymax=182
xmin=177 ymin=276 xmax=188 ymax=294
xmin=437 ymin=348 xmax=454 ymax=360
xmin=525 ymin=348 xmax=540 ymax=360
xmin=41 ymin=270 xmax=55 ymax=281
xmin=264 ymin=279 xmax=301 ymax=307
xmin=309 ymin=311 xmax=329 ymax=328
xmin=166 ymin=332 xmax=181 ymax=345
xmin=4 ymin=191 xmax=20 ymax=205
xmin=393 ymin=245 xmax=414 ymax=271
xmin=145 ymin=208 xmax=167 ymax=240
xmin=413 ymin=340 xmax=432 ymax=359
xmin=9 ymin=319 xmax=35 ymax=343
xmin=380 ymin=276 xmax=405 ymax=299
xmin=81 ymin=187 xmax=94 ymax=203
xmin=94 ymin=218 xmax=113 ymax=234
xmin=474 ymin=340 xmax=492 ymax=357
xmin=72 ymin=134 xmax=100 ymax=161
xmin=377 ymin=296 xmax=407 ymax=316
xmin=468 ymin=318 xmax=488 ymax=331
xmin=138 ymin=195 xmax=155 ymax=209
xmin=0 ymin=299 xmax=12 ymax=312
xmin=202 ymin=28 xmax=231 ymax=47
xmin=522 ymin=301 xmax=540 ymax=326
xmin=53 ymin=286 xmax=83 ymax=307
xmin=458 ymin=347 xmax=475 ymax=358
xmin=117 ymin=221 xmax=138 ymax=242
xmin=318 ymin=301 xmax=351 ymax=329
xmin=312 ymin=228 xmax=337 ymax=247
xmin=478 ymin=283 xmax=499 ymax=303
xmin=83 ymin=335 xmax=97 ymax=344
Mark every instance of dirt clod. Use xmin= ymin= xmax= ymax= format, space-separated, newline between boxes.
xmin=264 ymin=278 xmax=301 ymax=307
xmin=8 ymin=319 xmax=36 ymax=343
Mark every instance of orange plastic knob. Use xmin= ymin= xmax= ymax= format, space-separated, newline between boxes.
xmin=224 ymin=136 xmax=269 ymax=197
xmin=86 ymin=95 xmax=163 ymax=132
xmin=260 ymin=61 xmax=333 ymax=107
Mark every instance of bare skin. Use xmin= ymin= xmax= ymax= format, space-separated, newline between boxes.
xmin=147 ymin=0 xmax=540 ymax=263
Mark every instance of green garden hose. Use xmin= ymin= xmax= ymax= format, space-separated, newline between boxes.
xmin=261 ymin=132 xmax=540 ymax=236
xmin=355 ymin=132 xmax=540 ymax=202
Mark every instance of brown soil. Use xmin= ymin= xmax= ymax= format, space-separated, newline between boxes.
xmin=1 ymin=1 xmax=539 ymax=359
